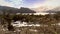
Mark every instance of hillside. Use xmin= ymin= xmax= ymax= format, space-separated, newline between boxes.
xmin=0 ymin=6 xmax=36 ymax=14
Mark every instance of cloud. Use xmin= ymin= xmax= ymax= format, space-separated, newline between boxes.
xmin=0 ymin=0 xmax=60 ymax=8
xmin=44 ymin=0 xmax=60 ymax=7
xmin=0 ymin=0 xmax=13 ymax=6
xmin=5 ymin=0 xmax=23 ymax=6
xmin=0 ymin=0 xmax=23 ymax=8
xmin=21 ymin=0 xmax=46 ymax=8
xmin=29 ymin=0 xmax=60 ymax=8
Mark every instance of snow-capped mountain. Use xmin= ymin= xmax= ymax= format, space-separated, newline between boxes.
xmin=32 ymin=6 xmax=54 ymax=13
xmin=32 ymin=6 xmax=60 ymax=13
xmin=51 ymin=7 xmax=60 ymax=11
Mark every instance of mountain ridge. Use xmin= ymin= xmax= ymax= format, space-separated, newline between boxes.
xmin=0 ymin=6 xmax=36 ymax=14
xmin=32 ymin=6 xmax=60 ymax=13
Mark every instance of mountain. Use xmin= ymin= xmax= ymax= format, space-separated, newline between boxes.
xmin=0 ymin=5 xmax=60 ymax=14
xmin=51 ymin=7 xmax=60 ymax=11
xmin=19 ymin=7 xmax=36 ymax=13
xmin=32 ymin=6 xmax=54 ymax=13
xmin=0 ymin=6 xmax=36 ymax=14
xmin=46 ymin=7 xmax=60 ymax=13
xmin=32 ymin=6 xmax=60 ymax=13
xmin=0 ymin=6 xmax=20 ymax=14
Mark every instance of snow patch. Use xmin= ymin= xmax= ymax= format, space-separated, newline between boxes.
xmin=11 ymin=21 xmax=40 ymax=27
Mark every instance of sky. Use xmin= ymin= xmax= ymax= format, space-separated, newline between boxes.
xmin=0 ymin=0 xmax=60 ymax=8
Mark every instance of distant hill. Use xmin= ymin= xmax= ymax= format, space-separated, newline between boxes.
xmin=0 ymin=6 xmax=36 ymax=14
xmin=32 ymin=6 xmax=60 ymax=13
xmin=0 ymin=6 xmax=60 ymax=14
xmin=19 ymin=7 xmax=36 ymax=13
xmin=32 ymin=6 xmax=54 ymax=13
xmin=45 ymin=7 xmax=60 ymax=13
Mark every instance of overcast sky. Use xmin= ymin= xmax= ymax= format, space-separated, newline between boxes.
xmin=0 ymin=0 xmax=60 ymax=8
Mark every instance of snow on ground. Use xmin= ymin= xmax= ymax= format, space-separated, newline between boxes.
xmin=51 ymin=22 xmax=60 ymax=25
xmin=29 ymin=29 xmax=38 ymax=32
xmin=11 ymin=21 xmax=40 ymax=27
xmin=57 ymin=23 xmax=60 ymax=25
xmin=11 ymin=21 xmax=60 ymax=27
xmin=16 ymin=13 xmax=55 ymax=15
